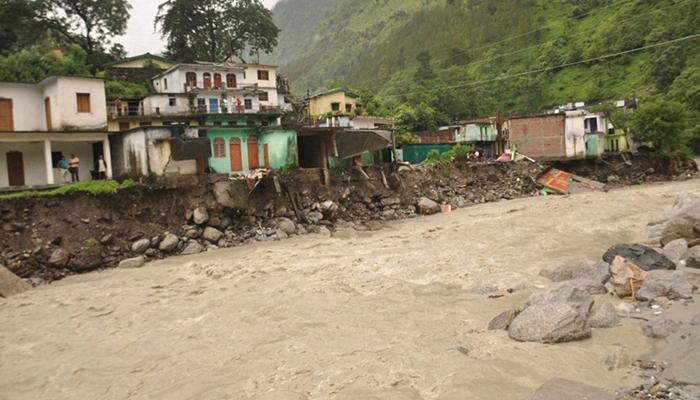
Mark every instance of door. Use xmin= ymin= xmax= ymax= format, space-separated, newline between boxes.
xmin=209 ymin=98 xmax=219 ymax=113
xmin=6 ymin=151 xmax=24 ymax=186
xmin=263 ymin=143 xmax=270 ymax=168
xmin=44 ymin=97 xmax=52 ymax=131
xmin=247 ymin=137 xmax=260 ymax=169
xmin=0 ymin=99 xmax=13 ymax=131
xmin=229 ymin=138 xmax=243 ymax=172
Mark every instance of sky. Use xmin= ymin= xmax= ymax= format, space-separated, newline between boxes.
xmin=117 ymin=0 xmax=280 ymax=56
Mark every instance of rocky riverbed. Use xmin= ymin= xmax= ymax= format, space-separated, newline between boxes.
xmin=1 ymin=179 xmax=699 ymax=399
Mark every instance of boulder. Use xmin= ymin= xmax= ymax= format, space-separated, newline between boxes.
xmin=131 ymin=238 xmax=151 ymax=254
xmin=306 ymin=211 xmax=324 ymax=224
xmin=602 ymin=244 xmax=676 ymax=271
xmin=661 ymin=239 xmax=688 ymax=264
xmin=526 ymin=281 xmax=595 ymax=315
xmin=0 ymin=265 xmax=31 ymax=298
xmin=508 ymin=302 xmax=591 ymax=343
xmin=662 ymin=215 xmax=700 ymax=246
xmin=119 ymin=256 xmax=146 ymax=269
xmin=417 ymin=197 xmax=440 ymax=215
xmin=380 ymin=197 xmax=400 ymax=207
xmin=609 ymin=256 xmax=650 ymax=298
xmin=529 ymin=378 xmax=615 ymax=400
xmin=635 ymin=270 xmax=693 ymax=301
xmin=588 ymin=303 xmax=620 ymax=328
xmin=270 ymin=217 xmax=296 ymax=235
xmin=275 ymin=229 xmax=288 ymax=240
xmin=158 ymin=233 xmax=180 ymax=252
xmin=642 ymin=318 xmax=681 ymax=339
xmin=193 ymin=207 xmax=209 ymax=225
xmin=539 ymin=260 xmax=609 ymax=284
xmin=687 ymin=246 xmax=700 ymax=269
xmin=658 ymin=323 xmax=700 ymax=385
xmin=181 ymin=241 xmax=204 ymax=255
xmin=48 ymin=248 xmax=71 ymax=267
xmin=202 ymin=227 xmax=224 ymax=243
xmin=488 ymin=308 xmax=520 ymax=331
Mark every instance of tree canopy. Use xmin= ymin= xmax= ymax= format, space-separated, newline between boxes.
xmin=156 ymin=0 xmax=280 ymax=62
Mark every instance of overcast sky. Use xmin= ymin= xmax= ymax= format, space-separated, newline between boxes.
xmin=117 ymin=0 xmax=280 ymax=56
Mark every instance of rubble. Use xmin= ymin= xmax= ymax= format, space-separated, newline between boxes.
xmin=635 ymin=270 xmax=693 ymax=301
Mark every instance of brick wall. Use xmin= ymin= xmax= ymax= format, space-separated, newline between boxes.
xmin=509 ymin=115 xmax=566 ymax=160
xmin=415 ymin=130 xmax=453 ymax=144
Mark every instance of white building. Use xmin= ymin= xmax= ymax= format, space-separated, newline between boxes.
xmin=564 ymin=110 xmax=606 ymax=158
xmin=151 ymin=61 xmax=285 ymax=115
xmin=0 ymin=76 xmax=112 ymax=188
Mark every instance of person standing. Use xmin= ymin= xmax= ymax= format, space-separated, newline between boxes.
xmin=68 ymin=153 xmax=80 ymax=182
xmin=57 ymin=156 xmax=70 ymax=183
xmin=97 ymin=155 xmax=107 ymax=179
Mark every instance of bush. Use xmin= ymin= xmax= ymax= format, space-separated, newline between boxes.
xmin=105 ymin=80 xmax=148 ymax=99
xmin=631 ymin=100 xmax=691 ymax=156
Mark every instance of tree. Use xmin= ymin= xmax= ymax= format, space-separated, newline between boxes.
xmin=156 ymin=0 xmax=280 ymax=62
xmin=630 ymin=99 xmax=690 ymax=155
xmin=44 ymin=0 xmax=131 ymax=54
xmin=0 ymin=0 xmax=48 ymax=54
xmin=414 ymin=50 xmax=436 ymax=81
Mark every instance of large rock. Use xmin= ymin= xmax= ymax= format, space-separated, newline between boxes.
xmin=193 ymin=207 xmax=209 ymax=225
xmin=202 ymin=227 xmax=224 ymax=243
xmin=158 ymin=233 xmax=180 ymax=252
xmin=539 ymin=260 xmax=609 ymax=284
xmin=181 ymin=241 xmax=204 ymax=255
xmin=417 ymin=197 xmax=440 ymax=215
xmin=661 ymin=196 xmax=700 ymax=245
xmin=609 ymin=256 xmax=650 ymax=298
xmin=661 ymin=239 xmax=688 ymax=264
xmin=306 ymin=211 xmax=324 ymax=224
xmin=659 ymin=323 xmax=700 ymax=385
xmin=0 ymin=265 xmax=31 ymax=298
xmin=635 ymin=270 xmax=693 ymax=301
xmin=508 ymin=302 xmax=591 ymax=343
xmin=526 ymin=281 xmax=595 ymax=314
xmin=529 ymin=378 xmax=615 ymax=400
xmin=119 ymin=256 xmax=146 ymax=269
xmin=488 ymin=308 xmax=521 ymax=331
xmin=48 ymin=248 xmax=71 ymax=267
xmin=642 ymin=318 xmax=681 ymax=339
xmin=270 ymin=217 xmax=296 ymax=235
xmin=588 ymin=303 xmax=620 ymax=328
xmin=687 ymin=246 xmax=700 ymax=269
xmin=131 ymin=238 xmax=151 ymax=254
xmin=602 ymin=244 xmax=676 ymax=271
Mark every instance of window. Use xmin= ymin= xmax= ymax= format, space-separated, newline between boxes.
xmin=214 ymin=73 xmax=222 ymax=88
xmin=226 ymin=74 xmax=237 ymax=88
xmin=345 ymin=104 xmax=352 ymax=112
xmin=213 ymin=138 xmax=225 ymax=158
xmin=203 ymin=73 xmax=212 ymax=89
xmin=259 ymin=92 xmax=269 ymax=102
xmin=213 ymin=121 xmax=222 ymax=127
xmin=209 ymin=98 xmax=219 ymax=113
xmin=584 ymin=117 xmax=598 ymax=133
xmin=331 ymin=102 xmax=340 ymax=112
xmin=76 ymin=93 xmax=91 ymax=113
xmin=257 ymin=70 xmax=269 ymax=80
xmin=227 ymin=121 xmax=237 ymax=127
xmin=261 ymin=120 xmax=269 ymax=127
xmin=244 ymin=99 xmax=252 ymax=110
xmin=186 ymin=72 xmax=197 ymax=88
xmin=169 ymin=96 xmax=177 ymax=107
xmin=197 ymin=98 xmax=206 ymax=112
xmin=164 ymin=78 xmax=168 ymax=90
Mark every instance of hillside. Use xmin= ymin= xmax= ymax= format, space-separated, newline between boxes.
xmin=270 ymin=0 xmax=699 ymax=118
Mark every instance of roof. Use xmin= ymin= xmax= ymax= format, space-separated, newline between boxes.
xmin=152 ymin=62 xmax=247 ymax=80
xmin=0 ymin=75 xmax=103 ymax=86
xmin=104 ymin=53 xmax=173 ymax=67
xmin=457 ymin=118 xmax=493 ymax=125
xmin=206 ymin=60 xmax=279 ymax=69
xmin=310 ymin=87 xmax=358 ymax=99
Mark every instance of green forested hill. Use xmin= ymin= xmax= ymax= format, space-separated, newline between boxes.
xmin=270 ymin=0 xmax=699 ymax=119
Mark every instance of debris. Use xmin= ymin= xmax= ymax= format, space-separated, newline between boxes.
xmin=417 ymin=197 xmax=440 ymax=215
xmin=609 ymin=256 xmax=649 ymax=298
xmin=536 ymin=168 xmax=606 ymax=195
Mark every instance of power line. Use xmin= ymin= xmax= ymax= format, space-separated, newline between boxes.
xmin=382 ymin=33 xmax=700 ymax=98
xmin=339 ymin=0 xmax=642 ymax=89
xmin=361 ymin=0 xmax=687 ymax=90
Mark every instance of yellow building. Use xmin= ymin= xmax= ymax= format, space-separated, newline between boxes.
xmin=309 ymin=88 xmax=357 ymax=117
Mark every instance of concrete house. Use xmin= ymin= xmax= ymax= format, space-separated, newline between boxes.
xmin=0 ymin=76 xmax=112 ymax=188
xmin=105 ymin=53 xmax=175 ymax=70
xmin=107 ymin=93 xmax=200 ymax=132
xmin=309 ymin=88 xmax=357 ymax=117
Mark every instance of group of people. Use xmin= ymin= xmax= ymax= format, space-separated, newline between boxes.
xmin=56 ymin=154 xmax=107 ymax=183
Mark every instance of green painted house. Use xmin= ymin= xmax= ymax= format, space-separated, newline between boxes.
xmin=207 ymin=127 xmax=297 ymax=173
